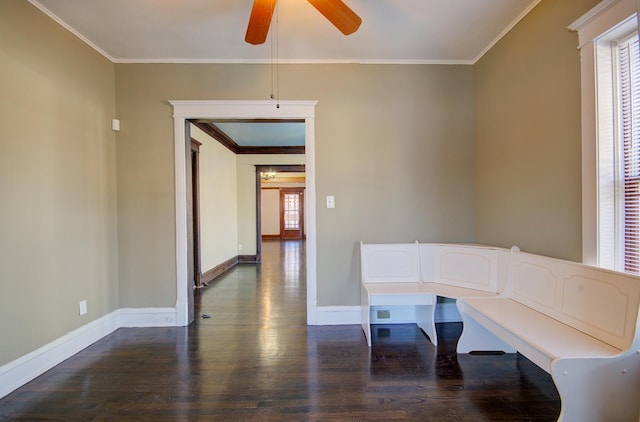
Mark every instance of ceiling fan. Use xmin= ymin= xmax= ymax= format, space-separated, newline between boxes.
xmin=245 ymin=0 xmax=362 ymax=45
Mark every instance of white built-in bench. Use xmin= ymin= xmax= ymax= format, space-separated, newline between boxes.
xmin=361 ymin=242 xmax=640 ymax=421
xmin=457 ymin=248 xmax=640 ymax=422
xmin=360 ymin=241 xmax=509 ymax=347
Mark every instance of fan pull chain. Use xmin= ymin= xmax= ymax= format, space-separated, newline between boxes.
xmin=269 ymin=2 xmax=280 ymax=109
xmin=276 ymin=5 xmax=280 ymax=109
xmin=270 ymin=10 xmax=275 ymax=101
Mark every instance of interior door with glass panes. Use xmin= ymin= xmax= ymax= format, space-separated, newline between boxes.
xmin=280 ymin=188 xmax=304 ymax=239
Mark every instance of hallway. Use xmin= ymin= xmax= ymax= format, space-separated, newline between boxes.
xmin=0 ymin=240 xmax=560 ymax=420
xmin=196 ymin=240 xmax=308 ymax=328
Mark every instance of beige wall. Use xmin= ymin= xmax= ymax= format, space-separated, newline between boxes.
xmin=0 ymin=2 xmax=118 ymax=365
xmin=114 ymin=64 xmax=476 ymax=308
xmin=473 ymin=0 xmax=600 ymax=261
xmin=314 ymin=66 xmax=477 ymax=305
xmin=191 ymin=125 xmax=238 ymax=272
xmin=261 ymin=189 xmax=280 ymax=236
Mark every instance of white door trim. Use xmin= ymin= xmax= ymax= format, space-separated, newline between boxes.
xmin=169 ymin=100 xmax=319 ymax=325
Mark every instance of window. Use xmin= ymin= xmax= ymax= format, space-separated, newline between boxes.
xmin=619 ymin=34 xmax=640 ymax=272
xmin=571 ymin=0 xmax=638 ymax=271
xmin=283 ymin=193 xmax=300 ymax=230
xmin=596 ymin=31 xmax=640 ymax=273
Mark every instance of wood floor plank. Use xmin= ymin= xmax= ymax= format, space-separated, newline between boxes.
xmin=0 ymin=240 xmax=560 ymax=421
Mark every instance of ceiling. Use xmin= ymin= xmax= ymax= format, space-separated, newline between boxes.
xmin=30 ymin=0 xmax=541 ymax=65
xmin=215 ymin=122 xmax=305 ymax=147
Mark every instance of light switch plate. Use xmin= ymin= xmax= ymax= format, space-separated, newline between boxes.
xmin=326 ymin=196 xmax=335 ymax=208
xmin=79 ymin=300 xmax=87 ymax=316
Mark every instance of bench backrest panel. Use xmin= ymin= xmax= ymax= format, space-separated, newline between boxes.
xmin=419 ymin=244 xmax=505 ymax=293
xmin=360 ymin=243 xmax=420 ymax=284
xmin=508 ymin=251 xmax=640 ymax=350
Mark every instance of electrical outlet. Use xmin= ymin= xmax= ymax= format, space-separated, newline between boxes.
xmin=238 ymin=244 xmax=243 ymax=251
xmin=79 ymin=300 xmax=87 ymax=316
xmin=377 ymin=310 xmax=390 ymax=319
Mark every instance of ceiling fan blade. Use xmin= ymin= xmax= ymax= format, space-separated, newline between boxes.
xmin=307 ymin=0 xmax=362 ymax=36
xmin=245 ymin=0 xmax=277 ymax=45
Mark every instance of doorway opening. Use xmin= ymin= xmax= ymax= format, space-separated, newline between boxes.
xmin=170 ymin=100 xmax=318 ymax=326
xmin=255 ymin=164 xmax=305 ymax=262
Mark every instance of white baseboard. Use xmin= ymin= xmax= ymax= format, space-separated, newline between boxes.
xmin=0 ymin=307 xmax=179 ymax=400
xmin=311 ymin=303 xmax=462 ymax=326
xmin=370 ymin=305 xmax=417 ymax=323
xmin=370 ymin=303 xmax=462 ymax=324
xmin=119 ymin=307 xmax=178 ymax=327
xmin=0 ymin=303 xmax=461 ymax=400
xmin=0 ymin=310 xmax=120 ymax=400
xmin=312 ymin=306 xmax=361 ymax=325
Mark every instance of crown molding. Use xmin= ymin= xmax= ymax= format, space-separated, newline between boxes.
xmin=473 ymin=0 xmax=544 ymax=63
xmin=27 ymin=0 xmax=116 ymax=62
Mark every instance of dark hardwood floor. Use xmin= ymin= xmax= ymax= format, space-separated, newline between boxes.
xmin=0 ymin=240 xmax=561 ymax=421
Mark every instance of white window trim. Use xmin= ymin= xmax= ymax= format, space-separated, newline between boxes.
xmin=569 ymin=0 xmax=638 ymax=266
